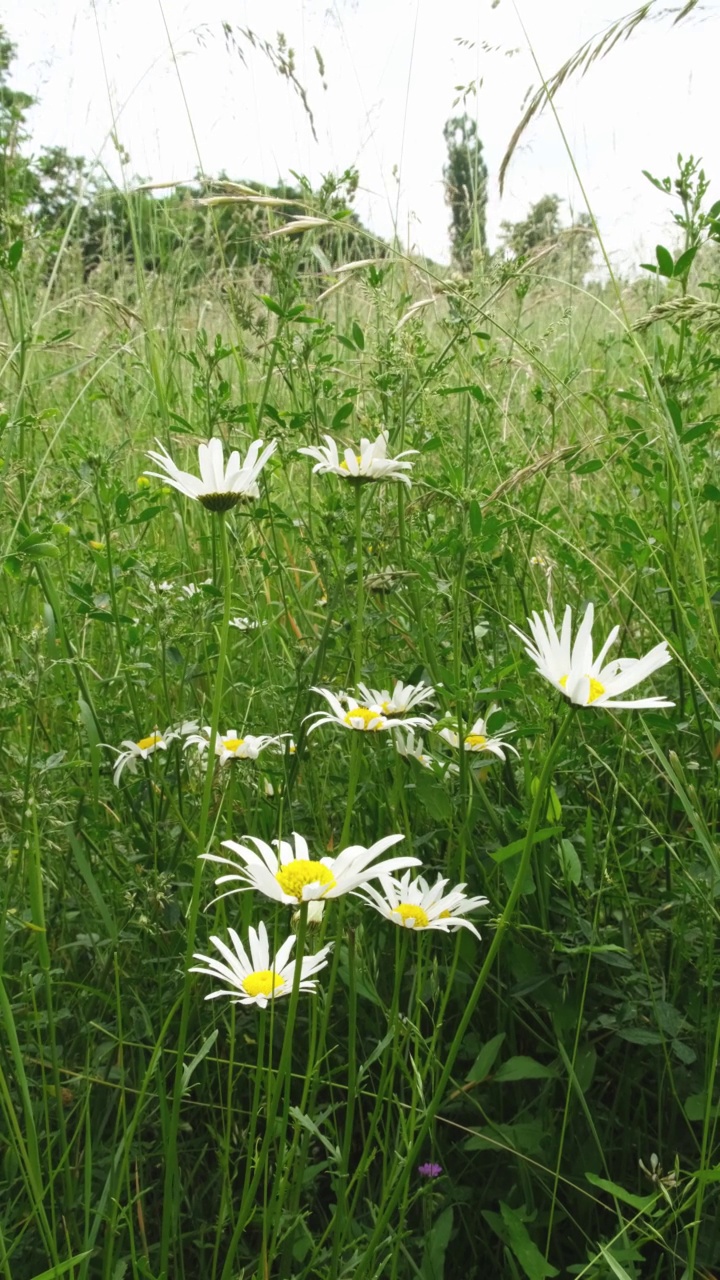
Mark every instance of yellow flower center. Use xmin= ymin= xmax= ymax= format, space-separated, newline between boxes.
xmin=394 ymin=903 xmax=430 ymax=928
xmin=340 ymin=454 xmax=363 ymax=470
xmin=242 ymin=969 xmax=285 ymax=998
xmin=275 ymin=859 xmax=337 ymax=902
xmin=137 ymin=733 xmax=163 ymax=751
xmin=464 ymin=733 xmax=487 ymax=750
xmin=344 ymin=707 xmax=383 ymax=730
xmin=222 ymin=737 xmax=244 ymax=752
xmin=438 ymin=909 xmax=451 ymax=919
xmin=559 ymin=674 xmax=606 ymax=704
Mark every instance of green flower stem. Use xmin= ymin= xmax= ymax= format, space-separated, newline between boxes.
xmin=210 ymin=999 xmax=243 ymax=1280
xmin=354 ymin=482 xmax=364 ymax=685
xmin=160 ymin=509 xmax=233 ymax=1277
xmin=329 ymin=926 xmax=358 ymax=1277
xmin=271 ymin=994 xmax=320 ymax=1271
xmin=220 ymin=906 xmax=310 ymax=1280
xmin=345 ymin=929 xmax=408 ymax=1219
xmin=235 ymin=1006 xmax=268 ymax=1238
xmin=339 ymin=733 xmax=362 ymax=848
xmin=354 ymin=705 xmax=577 ymax=1278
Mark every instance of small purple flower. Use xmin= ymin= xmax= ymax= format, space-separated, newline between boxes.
xmin=417 ymin=1161 xmax=442 ymax=1178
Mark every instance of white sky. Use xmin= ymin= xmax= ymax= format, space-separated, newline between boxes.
xmin=5 ymin=0 xmax=720 ymax=273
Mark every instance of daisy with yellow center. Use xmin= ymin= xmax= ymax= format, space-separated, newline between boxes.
xmin=109 ymin=726 xmax=179 ymax=786
xmin=393 ymin=727 xmax=434 ymax=769
xmin=201 ymin=831 xmax=420 ymax=906
xmin=355 ymin=871 xmax=489 ymax=940
xmin=357 ymin=679 xmax=435 ymax=717
xmin=511 ymin=603 xmax=674 ymax=709
xmin=436 ymin=706 xmax=519 ymax=761
xmin=183 ymin=726 xmax=288 ymax=765
xmin=145 ymin=436 xmax=277 ymax=511
xmin=189 ymin=920 xmax=332 ymax=1009
xmin=297 ymin=430 xmax=417 ymax=486
xmin=305 ymin=687 xmax=432 ymax=736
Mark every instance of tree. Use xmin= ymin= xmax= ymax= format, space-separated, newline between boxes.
xmin=499 ymin=194 xmax=595 ymax=282
xmin=442 ymin=114 xmax=488 ymax=271
xmin=0 ymin=27 xmax=35 ymax=243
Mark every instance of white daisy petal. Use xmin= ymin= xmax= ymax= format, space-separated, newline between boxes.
xmin=190 ymin=923 xmax=331 ymax=1006
xmin=145 ymin=436 xmax=275 ymax=511
xmin=513 ymin=603 xmax=674 ymax=711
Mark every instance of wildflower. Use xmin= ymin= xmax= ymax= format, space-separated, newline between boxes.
xmin=109 ymin=727 xmax=178 ymax=786
xmin=393 ymin=727 xmax=433 ymax=769
xmin=511 ymin=603 xmax=674 ymax=709
xmin=297 ymin=430 xmax=416 ymax=486
xmin=418 ymin=1162 xmax=443 ymax=1178
xmin=230 ymin=615 xmax=260 ymax=631
xmin=202 ymin=831 xmax=420 ymax=906
xmin=292 ymin=900 xmax=325 ymax=927
xmin=180 ymin=578 xmax=213 ymax=599
xmin=184 ymin=728 xmax=287 ymax=765
xmin=436 ymin=706 xmax=519 ymax=760
xmin=190 ymin=921 xmax=332 ymax=1008
xmin=355 ymin=870 xmax=488 ymax=939
xmin=357 ymin=679 xmax=435 ymax=717
xmin=145 ymin=436 xmax=277 ymax=511
xmin=305 ymin=687 xmax=432 ymax=735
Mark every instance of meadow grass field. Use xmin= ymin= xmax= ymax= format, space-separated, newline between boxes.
xmin=1 ymin=161 xmax=719 ymax=1280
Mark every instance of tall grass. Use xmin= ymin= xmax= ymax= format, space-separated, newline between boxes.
xmin=0 ymin=158 xmax=718 ymax=1280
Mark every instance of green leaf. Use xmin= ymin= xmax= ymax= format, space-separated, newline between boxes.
xmin=351 ymin=320 xmax=365 ymax=350
xmin=655 ymin=243 xmax=674 ymax=277
xmin=485 ymin=1202 xmax=559 ymax=1279
xmin=585 ymin=1172 xmax=657 ymax=1212
xmin=66 ymin=827 xmax=117 ymax=943
xmin=597 ymin=1246 xmax=635 ymax=1280
xmin=615 ymin=1027 xmax=662 ymax=1046
xmin=331 ymin=403 xmax=354 ymax=431
xmin=672 ymin=245 xmax=698 ymax=277
xmin=415 ymin=774 xmax=452 ymax=824
xmin=489 ymin=828 xmax=561 ymax=864
xmin=572 ymin=458 xmax=603 ymax=475
xmin=685 ymin=1091 xmax=720 ymax=1121
xmin=466 ymin=1120 xmax=545 ymax=1156
xmin=494 ymin=1056 xmax=557 ymax=1083
xmin=558 ymin=838 xmax=581 ymax=885
xmin=468 ymin=499 xmax=483 ymax=536
xmin=28 ymin=1253 xmax=93 ymax=1280
xmin=181 ymin=1029 xmax=219 ymax=1093
xmin=260 ymin=294 xmax=284 ymax=316
xmin=467 ymin=1032 xmax=506 ymax=1083
xmin=8 ymin=239 xmax=23 ymax=270
xmin=665 ymin=397 xmax=682 ymax=432
xmin=421 ymin=1206 xmax=453 ymax=1280
xmin=681 ymin=419 xmax=715 ymax=443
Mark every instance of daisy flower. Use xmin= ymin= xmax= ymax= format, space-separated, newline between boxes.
xmin=305 ymin=687 xmax=432 ymax=735
xmin=109 ymin=727 xmax=178 ymax=786
xmin=145 ymin=436 xmax=277 ymax=511
xmin=355 ymin=870 xmax=489 ymax=940
xmin=297 ymin=430 xmax=416 ymax=485
xmin=436 ymin=705 xmax=519 ymax=761
xmin=202 ymin=831 xmax=420 ymax=906
xmin=511 ymin=603 xmax=674 ymax=709
xmin=189 ymin=921 xmax=332 ymax=1009
xmin=357 ymin=679 xmax=435 ymax=717
xmin=184 ymin=728 xmax=287 ymax=765
xmin=393 ymin=727 xmax=434 ymax=769
xmin=230 ymin=616 xmax=260 ymax=631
